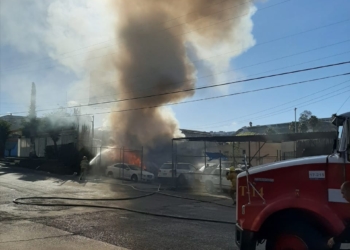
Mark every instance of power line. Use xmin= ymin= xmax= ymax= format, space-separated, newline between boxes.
xmin=2 ymin=61 xmax=349 ymax=116
xmin=193 ymin=79 xmax=350 ymax=129
xmin=4 ymin=45 xmax=349 ymax=113
xmin=71 ymin=72 xmax=350 ymax=117
xmin=200 ymin=88 xmax=350 ymax=130
xmin=192 ymin=87 xmax=350 ymax=130
xmin=58 ymin=29 xmax=350 ymax=93
xmin=237 ymin=85 xmax=350 ymax=123
xmin=2 ymin=49 xmax=350 ymax=113
xmin=51 ymin=39 xmax=350 ymax=107
xmin=337 ymin=95 xmax=350 ymax=113
xmin=113 ymin=39 xmax=350 ymax=100
xmin=246 ymin=90 xmax=350 ymax=124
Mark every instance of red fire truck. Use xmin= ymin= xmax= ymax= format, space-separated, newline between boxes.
xmin=235 ymin=112 xmax=350 ymax=250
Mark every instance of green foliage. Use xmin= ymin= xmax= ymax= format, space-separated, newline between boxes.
xmin=0 ymin=120 xmax=11 ymax=157
xmin=299 ymin=110 xmax=312 ymax=123
xmin=42 ymin=110 xmax=76 ymax=157
xmin=289 ymin=111 xmax=319 ymax=133
xmin=22 ymin=118 xmax=40 ymax=143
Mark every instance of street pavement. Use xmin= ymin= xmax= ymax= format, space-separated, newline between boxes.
xmin=0 ymin=164 xmax=266 ymax=250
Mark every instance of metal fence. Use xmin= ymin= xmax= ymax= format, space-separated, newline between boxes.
xmin=166 ymin=136 xmax=334 ymax=193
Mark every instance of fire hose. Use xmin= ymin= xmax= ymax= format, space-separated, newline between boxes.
xmin=13 ymin=183 xmax=236 ymax=225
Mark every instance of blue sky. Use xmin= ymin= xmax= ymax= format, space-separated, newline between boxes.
xmin=0 ymin=0 xmax=349 ymax=132
xmin=174 ymin=0 xmax=350 ymax=131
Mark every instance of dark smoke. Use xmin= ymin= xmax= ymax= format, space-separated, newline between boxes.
xmin=92 ymin=0 xmax=255 ymax=165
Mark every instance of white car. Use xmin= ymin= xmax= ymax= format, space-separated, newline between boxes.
xmin=158 ymin=162 xmax=200 ymax=185
xmin=105 ymin=163 xmax=154 ymax=182
xmin=200 ymin=166 xmax=233 ymax=193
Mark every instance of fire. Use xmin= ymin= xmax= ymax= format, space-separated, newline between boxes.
xmin=123 ymin=151 xmax=146 ymax=170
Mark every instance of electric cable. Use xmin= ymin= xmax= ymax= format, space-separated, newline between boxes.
xmin=56 ymin=48 xmax=350 ymax=111
xmin=193 ymin=78 xmax=350 ymax=129
xmin=336 ymin=95 xmax=350 ymax=113
xmin=69 ymin=40 xmax=350 ymax=103
xmin=239 ymin=88 xmax=350 ymax=124
xmin=76 ymin=71 xmax=350 ymax=117
xmin=2 ymin=61 xmax=349 ymax=116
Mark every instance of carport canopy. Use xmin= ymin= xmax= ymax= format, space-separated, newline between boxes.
xmin=172 ymin=132 xmax=337 ymax=166
xmin=172 ymin=131 xmax=336 ymax=143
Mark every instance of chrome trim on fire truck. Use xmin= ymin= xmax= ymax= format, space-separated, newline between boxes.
xmin=249 ymin=182 xmax=266 ymax=204
xmin=328 ymin=189 xmax=348 ymax=203
xmin=237 ymin=155 xmax=327 ymax=177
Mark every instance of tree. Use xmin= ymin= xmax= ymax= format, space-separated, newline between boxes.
xmin=308 ymin=115 xmax=319 ymax=132
xmin=265 ymin=127 xmax=277 ymax=135
xmin=299 ymin=110 xmax=312 ymax=123
xmin=0 ymin=120 xmax=11 ymax=158
xmin=299 ymin=122 xmax=308 ymax=133
xmin=42 ymin=110 xmax=75 ymax=156
xmin=298 ymin=110 xmax=313 ymax=132
xmin=22 ymin=118 xmax=40 ymax=157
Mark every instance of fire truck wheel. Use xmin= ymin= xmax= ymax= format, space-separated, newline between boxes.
xmin=205 ymin=181 xmax=214 ymax=193
xmin=265 ymin=222 xmax=332 ymax=250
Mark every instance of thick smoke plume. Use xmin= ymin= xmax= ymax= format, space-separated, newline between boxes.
xmin=91 ymin=0 xmax=256 ymax=164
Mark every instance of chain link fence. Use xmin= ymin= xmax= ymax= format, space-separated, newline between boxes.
xmin=165 ymin=136 xmax=334 ymax=194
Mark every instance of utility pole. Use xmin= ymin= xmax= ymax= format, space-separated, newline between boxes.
xmin=91 ymin=115 xmax=94 ymax=154
xmin=294 ymin=108 xmax=297 ymax=133
xmin=219 ymin=150 xmax=222 ymax=190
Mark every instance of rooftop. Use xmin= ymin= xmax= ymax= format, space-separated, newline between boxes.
xmin=235 ymin=117 xmax=336 ymax=135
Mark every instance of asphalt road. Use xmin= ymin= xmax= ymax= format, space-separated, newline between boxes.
xmin=0 ymin=164 xmax=266 ymax=250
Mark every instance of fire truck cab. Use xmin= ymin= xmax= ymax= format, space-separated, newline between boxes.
xmin=235 ymin=112 xmax=350 ymax=250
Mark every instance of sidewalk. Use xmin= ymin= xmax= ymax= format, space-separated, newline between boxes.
xmin=0 ymin=220 xmax=129 ymax=250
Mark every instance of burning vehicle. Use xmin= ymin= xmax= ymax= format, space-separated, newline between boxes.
xmin=105 ymin=163 xmax=154 ymax=182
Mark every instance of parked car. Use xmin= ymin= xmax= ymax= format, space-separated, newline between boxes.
xmin=200 ymin=167 xmax=232 ymax=193
xmin=158 ymin=162 xmax=200 ymax=185
xmin=105 ymin=163 xmax=154 ymax=182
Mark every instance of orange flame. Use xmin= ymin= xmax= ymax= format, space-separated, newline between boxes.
xmin=124 ymin=151 xmax=146 ymax=170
